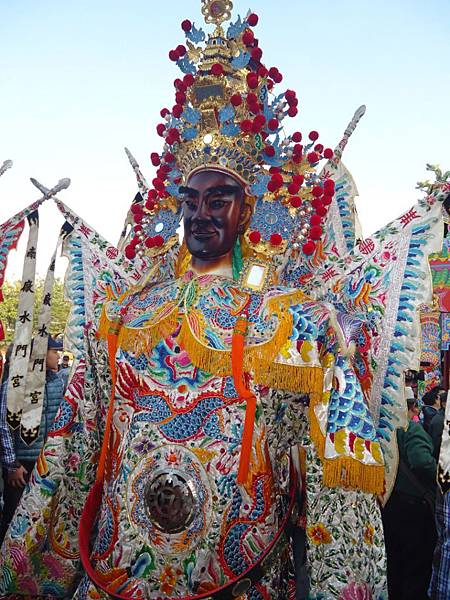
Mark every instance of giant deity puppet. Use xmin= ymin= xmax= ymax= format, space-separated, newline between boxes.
xmin=1 ymin=1 xmax=449 ymax=599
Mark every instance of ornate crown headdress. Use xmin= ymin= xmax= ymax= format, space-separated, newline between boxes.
xmin=124 ymin=0 xmax=338 ymax=264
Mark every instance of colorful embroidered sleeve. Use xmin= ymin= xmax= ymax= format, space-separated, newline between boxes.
xmin=285 ymin=301 xmax=384 ymax=494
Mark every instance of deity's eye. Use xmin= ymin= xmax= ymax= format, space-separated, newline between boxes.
xmin=209 ymin=199 xmax=226 ymax=210
xmin=184 ymin=199 xmax=197 ymax=211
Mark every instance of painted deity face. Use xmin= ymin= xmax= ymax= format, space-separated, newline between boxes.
xmin=180 ymin=170 xmax=250 ymax=261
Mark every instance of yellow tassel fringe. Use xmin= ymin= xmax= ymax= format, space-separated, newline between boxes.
xmin=254 ymin=362 xmax=323 ymax=395
xmin=97 ymin=305 xmax=180 ymax=356
xmin=177 ymin=291 xmax=306 ymax=379
xmin=118 ymin=310 xmax=180 ymax=356
xmin=309 ymin=393 xmax=385 ymax=495
xmin=322 ymin=456 xmax=385 ymax=495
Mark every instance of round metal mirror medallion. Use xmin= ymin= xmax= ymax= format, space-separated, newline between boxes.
xmin=144 ymin=470 xmax=197 ymax=533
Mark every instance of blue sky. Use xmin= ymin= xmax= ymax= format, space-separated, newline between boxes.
xmin=1 ymin=0 xmax=449 ymax=277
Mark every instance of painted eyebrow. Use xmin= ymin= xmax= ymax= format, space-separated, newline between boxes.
xmin=205 ymin=185 xmax=241 ymax=197
xmin=179 ymin=185 xmax=197 ymax=197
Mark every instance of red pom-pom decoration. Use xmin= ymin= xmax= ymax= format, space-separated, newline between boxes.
xmin=293 ymin=174 xmax=305 ymax=186
xmin=148 ymin=189 xmax=158 ymax=200
xmin=153 ymin=178 xmax=165 ymax=192
xmin=290 ymin=196 xmax=302 ymax=208
xmin=288 ymin=106 xmax=298 ymax=117
xmin=288 ymin=182 xmax=300 ymax=195
xmin=267 ymin=80 xmax=274 ymax=90
xmin=322 ymin=194 xmax=333 ymax=206
xmin=308 ymin=130 xmax=319 ymax=141
xmin=175 ymin=91 xmax=186 ymax=104
xmin=146 ymin=199 xmax=156 ymax=211
xmin=258 ymin=65 xmax=269 ymax=78
xmin=310 ymin=214 xmax=322 ymax=226
xmin=160 ymin=108 xmax=170 ymax=118
xmin=312 ymin=186 xmax=323 ymax=198
xmin=181 ymin=19 xmax=192 ymax=32
xmin=134 ymin=224 xmax=143 ymax=233
xmin=267 ymin=180 xmax=278 ymax=193
xmin=292 ymin=131 xmax=302 ymax=143
xmin=302 ymin=241 xmax=316 ymax=255
xmin=323 ymin=179 xmax=335 ymax=194
xmin=125 ymin=245 xmax=136 ymax=260
xmin=316 ymin=205 xmax=328 ymax=217
xmin=271 ymin=172 xmax=283 ymax=185
xmin=247 ymin=13 xmax=259 ymax=26
xmin=172 ymin=104 xmax=183 ymax=118
xmin=253 ymin=114 xmax=266 ymax=127
xmin=133 ymin=213 xmax=143 ymax=224
xmin=270 ymin=233 xmax=283 ymax=246
xmin=174 ymin=78 xmax=186 ymax=91
xmin=156 ymin=168 xmax=167 ymax=181
xmin=273 ymin=72 xmax=283 ymax=83
xmin=310 ymin=225 xmax=323 ymax=240
xmin=251 ymin=47 xmax=263 ymax=61
xmin=268 ymin=118 xmax=279 ymax=131
xmin=249 ymin=230 xmax=261 ymax=244
xmin=183 ymin=73 xmax=195 ymax=87
xmin=150 ymin=153 xmax=160 ymax=166
xmin=169 ymin=49 xmax=179 ymax=62
xmin=242 ymin=30 xmax=254 ymax=46
xmin=268 ymin=67 xmax=278 ymax=79
xmin=314 ymin=144 xmax=324 ymax=153
xmin=156 ymin=123 xmax=166 ymax=137
xmin=240 ymin=119 xmax=252 ymax=133
xmin=285 ymin=89 xmax=296 ymax=101
xmin=131 ymin=203 xmax=143 ymax=215
xmin=307 ymin=152 xmax=319 ymax=164
xmin=230 ymin=93 xmax=242 ymax=106
xmin=168 ymin=127 xmax=180 ymax=140
xmin=211 ymin=63 xmax=224 ymax=76
xmin=246 ymin=92 xmax=258 ymax=105
xmin=176 ymin=44 xmax=186 ymax=57
xmin=164 ymin=152 xmax=175 ymax=163
xmin=251 ymin=120 xmax=260 ymax=134
xmin=246 ymin=72 xmax=259 ymax=89
xmin=153 ymin=235 xmax=164 ymax=247
xmin=293 ymin=143 xmax=303 ymax=156
xmin=311 ymin=198 xmax=323 ymax=210
xmin=323 ymin=148 xmax=334 ymax=159
xmin=264 ymin=145 xmax=275 ymax=157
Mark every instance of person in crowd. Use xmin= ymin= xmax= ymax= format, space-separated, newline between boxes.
xmin=382 ymin=398 xmax=437 ymax=600
xmin=429 ymin=389 xmax=448 ymax=459
xmin=429 ymin=488 xmax=450 ymax=600
xmin=422 ymin=385 xmax=443 ymax=433
xmin=405 ymin=369 xmax=418 ymax=401
xmin=58 ymin=354 xmax=71 ymax=390
xmin=0 ymin=336 xmax=64 ymax=543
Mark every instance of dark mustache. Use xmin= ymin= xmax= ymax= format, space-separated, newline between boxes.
xmin=190 ymin=217 xmax=223 ymax=233
xmin=191 ymin=228 xmax=217 ymax=234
